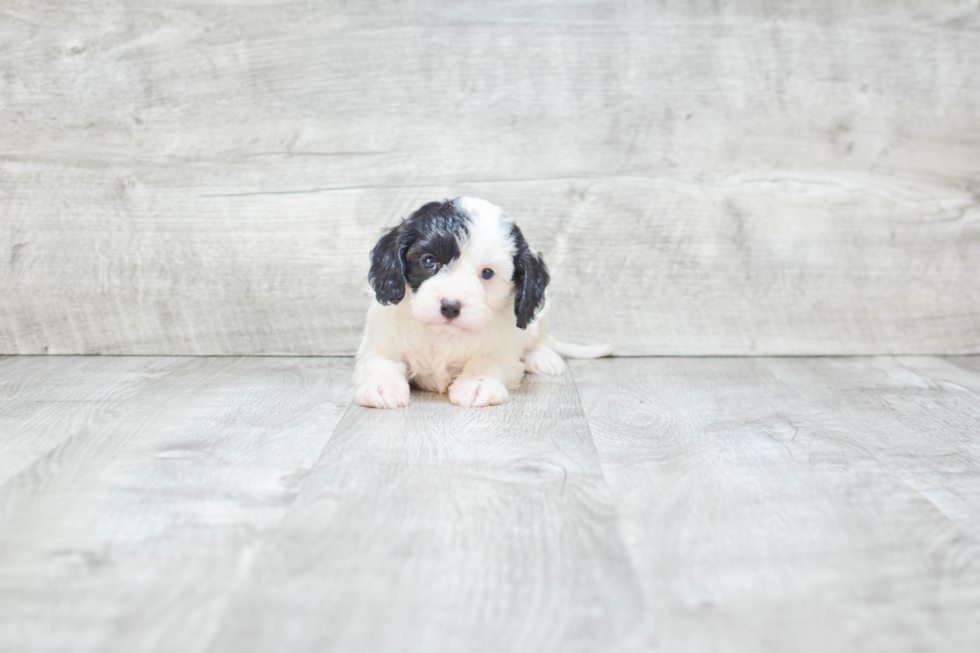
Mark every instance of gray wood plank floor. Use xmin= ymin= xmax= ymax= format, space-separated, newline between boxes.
xmin=1 ymin=355 xmax=978 ymax=652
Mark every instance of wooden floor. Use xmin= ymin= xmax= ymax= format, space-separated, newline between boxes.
xmin=1 ymin=355 xmax=978 ymax=653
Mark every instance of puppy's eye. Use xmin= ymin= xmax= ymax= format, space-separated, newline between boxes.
xmin=422 ymin=255 xmax=437 ymax=270
xmin=481 ymin=268 xmax=494 ymax=280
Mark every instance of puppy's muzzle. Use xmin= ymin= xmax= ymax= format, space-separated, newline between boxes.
xmin=440 ymin=299 xmax=462 ymax=320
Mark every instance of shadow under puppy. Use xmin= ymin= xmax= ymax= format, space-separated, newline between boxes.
xmin=355 ymin=197 xmax=610 ymax=408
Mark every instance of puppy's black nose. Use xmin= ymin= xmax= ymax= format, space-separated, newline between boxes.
xmin=440 ymin=299 xmax=462 ymax=319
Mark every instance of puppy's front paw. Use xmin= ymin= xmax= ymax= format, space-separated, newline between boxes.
xmin=449 ymin=376 xmax=508 ymax=408
xmin=356 ymin=377 xmax=410 ymax=409
xmin=524 ymin=345 xmax=565 ymax=376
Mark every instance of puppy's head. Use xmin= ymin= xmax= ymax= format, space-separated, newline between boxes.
xmin=369 ymin=197 xmax=549 ymax=331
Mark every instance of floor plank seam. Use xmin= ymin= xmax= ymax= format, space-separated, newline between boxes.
xmin=565 ymin=364 xmax=655 ymax=632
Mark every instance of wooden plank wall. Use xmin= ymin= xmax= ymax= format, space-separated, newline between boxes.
xmin=2 ymin=0 xmax=978 ymax=355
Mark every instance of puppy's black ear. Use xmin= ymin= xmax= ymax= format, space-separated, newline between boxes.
xmin=368 ymin=224 xmax=408 ymax=305
xmin=511 ymin=225 xmax=550 ymax=329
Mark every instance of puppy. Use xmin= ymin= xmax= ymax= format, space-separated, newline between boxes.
xmin=354 ymin=197 xmax=610 ymax=408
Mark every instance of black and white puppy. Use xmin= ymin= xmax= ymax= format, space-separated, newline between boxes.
xmin=355 ymin=197 xmax=610 ymax=408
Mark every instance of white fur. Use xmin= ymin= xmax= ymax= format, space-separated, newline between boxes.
xmin=355 ymin=197 xmax=606 ymax=409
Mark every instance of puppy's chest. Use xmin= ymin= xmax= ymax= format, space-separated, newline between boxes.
xmin=401 ymin=346 xmax=468 ymax=393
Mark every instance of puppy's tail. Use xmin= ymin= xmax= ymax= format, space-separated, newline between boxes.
xmin=546 ymin=337 xmax=613 ymax=359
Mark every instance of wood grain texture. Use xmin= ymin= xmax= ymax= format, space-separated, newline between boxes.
xmin=207 ymin=371 xmax=648 ymax=653
xmin=1 ymin=355 xmax=979 ymax=651
xmin=571 ymin=355 xmax=980 ymax=653
xmin=0 ymin=356 xmax=353 ymax=653
xmin=2 ymin=1 xmax=979 ymax=355
xmin=0 ymin=356 xmax=187 ymax=485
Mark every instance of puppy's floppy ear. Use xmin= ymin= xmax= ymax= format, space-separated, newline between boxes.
xmin=510 ymin=224 xmax=550 ymax=329
xmin=368 ymin=223 xmax=409 ymax=305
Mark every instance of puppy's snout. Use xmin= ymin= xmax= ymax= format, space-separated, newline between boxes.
xmin=440 ymin=299 xmax=462 ymax=320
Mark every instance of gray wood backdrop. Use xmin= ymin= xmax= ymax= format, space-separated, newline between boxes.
xmin=2 ymin=0 xmax=978 ymax=356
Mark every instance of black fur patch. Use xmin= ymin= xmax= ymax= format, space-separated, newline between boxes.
xmin=510 ymin=224 xmax=549 ymax=329
xmin=368 ymin=200 xmax=471 ymax=304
